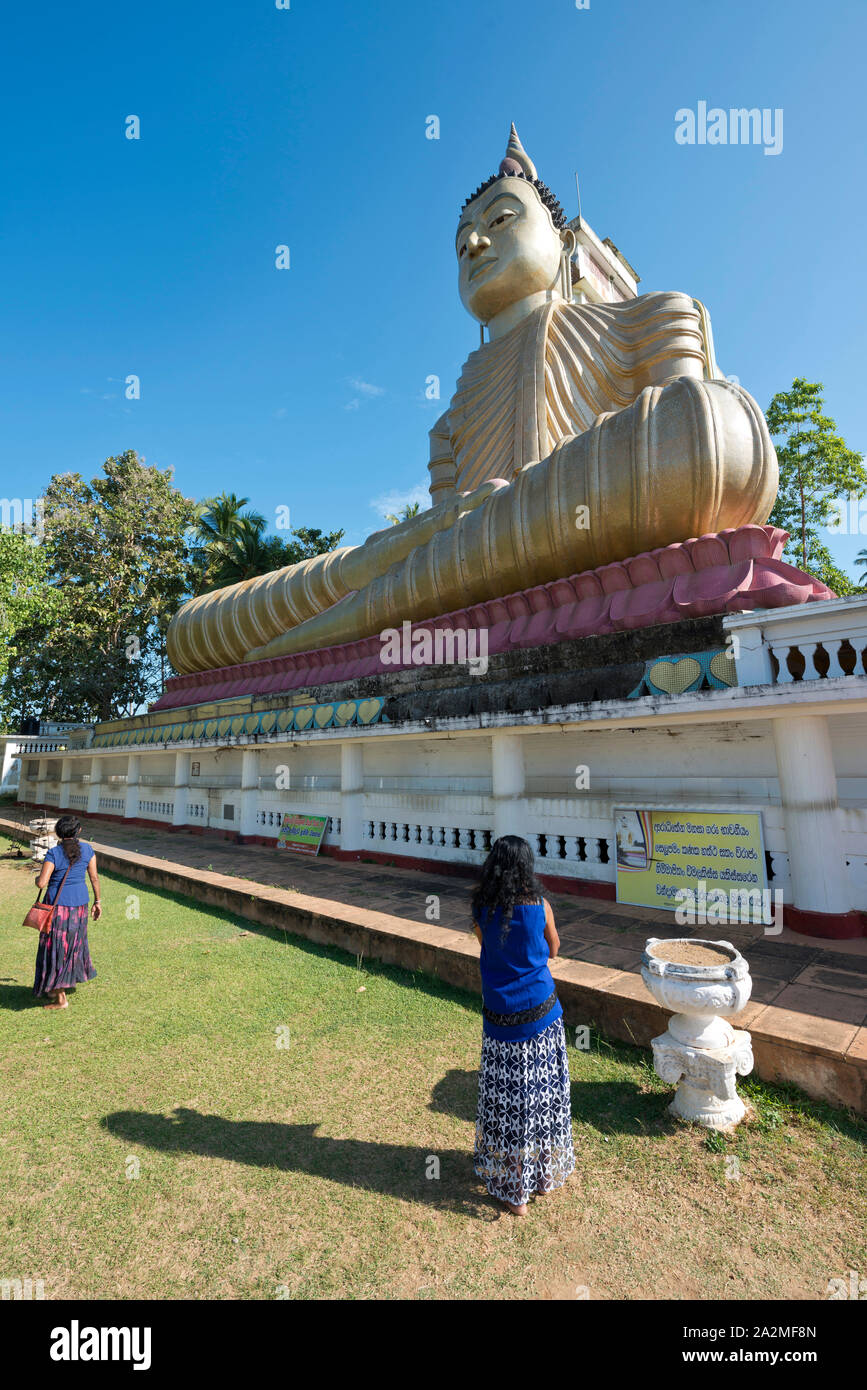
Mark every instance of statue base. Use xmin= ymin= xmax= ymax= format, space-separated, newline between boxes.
xmin=154 ymin=525 xmax=832 ymax=712
xmin=651 ymin=1027 xmax=755 ymax=1131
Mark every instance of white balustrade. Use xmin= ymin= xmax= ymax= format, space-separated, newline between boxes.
xmin=726 ymin=595 xmax=867 ymax=687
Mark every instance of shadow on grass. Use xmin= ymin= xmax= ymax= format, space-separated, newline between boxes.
xmin=569 ymin=1079 xmax=679 ymax=1136
xmin=0 ymin=982 xmax=36 ymax=1011
xmin=429 ymin=1069 xmax=478 ymax=1123
xmin=102 ymin=1106 xmax=497 ymax=1216
xmin=428 ymin=1065 xmax=676 ymax=1138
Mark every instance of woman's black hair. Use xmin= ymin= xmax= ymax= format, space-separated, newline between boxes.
xmin=54 ymin=815 xmax=82 ymax=865
xmin=471 ymin=835 xmax=543 ymax=944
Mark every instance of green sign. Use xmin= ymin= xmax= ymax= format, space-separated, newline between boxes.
xmin=276 ymin=813 xmax=328 ymax=855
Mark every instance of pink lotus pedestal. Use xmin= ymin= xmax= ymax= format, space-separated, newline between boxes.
xmin=153 ymin=525 xmax=832 ymax=711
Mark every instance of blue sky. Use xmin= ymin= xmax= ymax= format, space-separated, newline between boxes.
xmin=2 ymin=0 xmax=866 ymax=573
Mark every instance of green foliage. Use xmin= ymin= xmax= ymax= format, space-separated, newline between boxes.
xmin=0 ymin=530 xmax=67 ymax=730
xmin=766 ymin=378 xmax=866 ymax=593
xmin=385 ymin=501 xmax=421 ymax=525
xmin=3 ymin=452 xmax=198 ymax=724
xmin=2 ymin=469 xmax=348 ymax=726
xmin=191 ymin=492 xmax=344 ymax=592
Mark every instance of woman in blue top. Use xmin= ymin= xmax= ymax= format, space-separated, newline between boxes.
xmin=471 ymin=835 xmax=575 ymax=1215
xmin=33 ymin=815 xmax=100 ymax=1010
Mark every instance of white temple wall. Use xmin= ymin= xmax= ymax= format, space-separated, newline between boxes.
xmin=13 ymin=704 xmax=867 ymax=911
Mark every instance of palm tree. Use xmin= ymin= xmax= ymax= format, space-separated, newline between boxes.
xmin=191 ymin=493 xmax=267 ymax=591
xmin=855 ymin=548 xmax=867 ymax=588
xmin=209 ymin=515 xmax=282 ymax=587
xmin=385 ymin=501 xmax=421 ymax=525
xmin=190 ymin=493 xmax=346 ymax=594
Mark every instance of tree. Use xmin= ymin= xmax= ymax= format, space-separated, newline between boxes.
xmin=190 ymin=492 xmax=261 ymax=588
xmin=386 ymin=501 xmax=421 ymax=525
xmin=0 ymin=528 xmax=67 ymax=730
xmin=766 ymin=378 xmax=867 ymax=594
xmin=280 ymin=526 xmax=346 ymax=565
xmin=4 ymin=452 xmax=198 ymax=724
xmin=191 ymin=492 xmax=345 ymax=593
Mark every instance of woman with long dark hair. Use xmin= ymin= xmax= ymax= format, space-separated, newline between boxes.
xmin=471 ymin=834 xmax=575 ymax=1215
xmin=32 ymin=815 xmax=100 ymax=1010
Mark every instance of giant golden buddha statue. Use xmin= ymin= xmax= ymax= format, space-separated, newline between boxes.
xmin=167 ymin=127 xmax=777 ymax=676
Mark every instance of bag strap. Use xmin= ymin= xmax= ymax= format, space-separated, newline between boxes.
xmin=35 ymin=858 xmax=72 ymax=907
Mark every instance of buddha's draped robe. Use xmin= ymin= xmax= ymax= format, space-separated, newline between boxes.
xmin=434 ymin=292 xmax=710 ymax=498
xmin=166 ymin=292 xmax=776 ymax=674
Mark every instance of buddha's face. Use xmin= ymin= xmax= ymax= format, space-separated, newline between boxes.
xmin=456 ymin=178 xmax=563 ymax=324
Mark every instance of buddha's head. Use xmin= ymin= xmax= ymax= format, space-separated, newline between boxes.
xmin=457 ymin=125 xmax=575 ymax=324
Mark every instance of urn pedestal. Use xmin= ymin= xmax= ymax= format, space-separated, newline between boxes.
xmin=641 ymin=937 xmax=754 ymax=1131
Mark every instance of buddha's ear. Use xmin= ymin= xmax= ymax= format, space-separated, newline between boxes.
xmin=559 ymin=227 xmax=577 ymax=299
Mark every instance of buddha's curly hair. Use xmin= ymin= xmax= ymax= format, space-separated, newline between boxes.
xmin=460 ymin=170 xmax=569 ymax=233
xmin=471 ymin=835 xmax=543 ymax=945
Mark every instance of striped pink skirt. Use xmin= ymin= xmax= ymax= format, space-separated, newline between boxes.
xmin=33 ymin=905 xmax=97 ymax=997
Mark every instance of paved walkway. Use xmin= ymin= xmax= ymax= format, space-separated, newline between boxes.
xmin=7 ymin=811 xmax=867 ymax=1034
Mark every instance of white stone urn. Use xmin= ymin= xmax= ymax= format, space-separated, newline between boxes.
xmin=28 ymin=817 xmax=57 ymax=863
xmin=641 ymin=937 xmax=754 ymax=1131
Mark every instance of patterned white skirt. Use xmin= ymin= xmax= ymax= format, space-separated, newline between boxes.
xmin=474 ymin=1014 xmax=575 ymax=1206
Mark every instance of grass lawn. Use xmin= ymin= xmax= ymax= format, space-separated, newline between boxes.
xmin=1 ymin=837 xmax=865 ymax=1301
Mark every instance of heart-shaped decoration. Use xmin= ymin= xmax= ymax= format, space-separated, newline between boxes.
xmin=204 ymin=720 xmax=218 ymax=738
xmin=647 ymin=656 xmax=702 ymax=694
xmin=231 ymin=715 xmax=245 ymax=735
xmin=294 ymin=706 xmax=313 ymax=730
xmin=277 ymin=710 xmax=294 ymax=732
xmin=709 ymin=651 xmax=737 ymax=687
xmin=260 ymin=711 xmax=277 ymax=733
xmin=314 ymin=704 xmax=334 ymax=728
xmin=181 ymin=724 xmax=195 ymax=741
xmin=357 ymin=697 xmax=382 ymax=725
xmin=335 ymin=701 xmax=357 ymax=727
xmin=218 ymin=717 xmax=232 ymax=737
xmin=244 ymin=714 xmax=260 ymax=734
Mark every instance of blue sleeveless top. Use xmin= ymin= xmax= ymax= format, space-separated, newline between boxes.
xmin=43 ymin=842 xmax=95 ymax=907
xmin=475 ymin=900 xmax=562 ymax=1041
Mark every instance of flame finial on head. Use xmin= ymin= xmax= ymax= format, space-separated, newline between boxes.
xmin=461 ymin=125 xmax=569 ymax=232
xmin=499 ymin=123 xmax=537 ymax=180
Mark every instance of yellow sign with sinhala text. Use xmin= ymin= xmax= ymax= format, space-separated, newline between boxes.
xmin=614 ymin=808 xmax=768 ymax=924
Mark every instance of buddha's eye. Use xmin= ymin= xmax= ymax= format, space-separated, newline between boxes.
xmin=489 ymin=210 xmax=516 ymax=229
xmin=458 ymin=244 xmax=467 ymax=258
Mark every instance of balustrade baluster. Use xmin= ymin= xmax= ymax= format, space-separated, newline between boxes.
xmin=773 ymin=642 xmax=795 ymax=684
